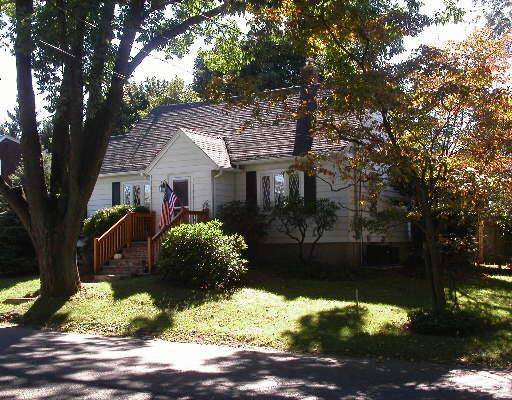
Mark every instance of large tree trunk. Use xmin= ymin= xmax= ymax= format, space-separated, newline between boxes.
xmin=31 ymin=214 xmax=83 ymax=298
xmin=423 ymin=215 xmax=446 ymax=314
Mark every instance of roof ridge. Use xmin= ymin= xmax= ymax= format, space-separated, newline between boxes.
xmin=180 ymin=128 xmax=223 ymax=140
xmin=151 ymin=101 xmax=210 ymax=114
xmin=149 ymin=85 xmax=302 ymax=115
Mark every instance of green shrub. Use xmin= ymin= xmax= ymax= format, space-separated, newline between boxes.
xmin=217 ymin=201 xmax=268 ymax=259
xmin=0 ymin=211 xmax=37 ymax=276
xmin=82 ymin=204 xmax=149 ymax=241
xmin=407 ymin=308 xmax=488 ymax=337
xmin=157 ymin=220 xmax=248 ymax=290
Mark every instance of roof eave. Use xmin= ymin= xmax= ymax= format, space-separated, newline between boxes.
xmin=98 ymin=170 xmax=145 ymax=178
xmin=233 ymin=156 xmax=296 ymax=166
xmin=0 ymin=135 xmax=20 ymax=144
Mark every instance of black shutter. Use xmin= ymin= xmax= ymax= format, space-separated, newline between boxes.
xmin=304 ymin=174 xmax=317 ymax=206
xmin=112 ymin=182 xmax=121 ymax=206
xmin=246 ymin=171 xmax=257 ymax=209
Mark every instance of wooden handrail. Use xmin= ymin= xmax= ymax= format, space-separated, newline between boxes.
xmin=93 ymin=212 xmax=155 ymax=274
xmin=97 ymin=212 xmax=131 ymax=242
xmin=147 ymin=208 xmax=209 ymax=272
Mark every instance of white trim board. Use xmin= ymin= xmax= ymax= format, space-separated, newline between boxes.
xmin=0 ymin=135 xmax=20 ymax=144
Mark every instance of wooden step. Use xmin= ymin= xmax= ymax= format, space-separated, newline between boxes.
xmin=97 ymin=240 xmax=149 ymax=279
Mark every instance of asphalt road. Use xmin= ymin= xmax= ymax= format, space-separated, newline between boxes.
xmin=0 ymin=326 xmax=510 ymax=399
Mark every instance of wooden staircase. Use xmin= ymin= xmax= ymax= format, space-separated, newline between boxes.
xmin=93 ymin=209 xmax=209 ymax=281
xmin=95 ymin=242 xmax=148 ymax=281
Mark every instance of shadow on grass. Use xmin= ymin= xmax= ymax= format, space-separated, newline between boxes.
xmin=110 ymin=276 xmax=235 ymax=311
xmin=248 ymin=270 xmax=432 ymax=309
xmin=283 ymin=305 xmax=512 ymax=367
xmin=124 ymin=312 xmax=174 ymax=337
xmin=17 ymin=295 xmax=70 ymax=328
xmin=458 ymin=275 xmax=512 ymax=317
xmin=0 ymin=274 xmax=38 ymax=292
xmin=284 ymin=305 xmax=367 ymax=353
xmin=107 ymin=276 xmax=235 ymax=337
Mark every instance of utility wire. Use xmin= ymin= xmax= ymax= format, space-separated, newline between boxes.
xmin=47 ymin=0 xmax=189 ymax=67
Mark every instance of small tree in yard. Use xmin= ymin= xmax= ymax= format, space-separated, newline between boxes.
xmin=272 ymin=196 xmax=339 ymax=264
xmin=0 ymin=0 xmax=269 ymax=297
xmin=206 ymin=0 xmax=512 ymax=314
xmin=313 ymin=28 xmax=512 ymax=313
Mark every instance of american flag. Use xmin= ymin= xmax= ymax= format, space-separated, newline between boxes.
xmin=160 ymin=183 xmax=179 ymax=228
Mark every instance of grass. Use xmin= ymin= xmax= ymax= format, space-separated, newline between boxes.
xmin=0 ymin=269 xmax=510 ymax=367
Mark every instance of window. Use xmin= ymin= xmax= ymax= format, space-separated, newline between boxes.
xmin=122 ymin=183 xmax=150 ymax=207
xmin=144 ymin=184 xmax=151 ymax=207
xmin=133 ymin=185 xmax=141 ymax=206
xmin=112 ymin=182 xmax=121 ymax=206
xmin=289 ymin=173 xmax=300 ymax=199
xmin=123 ymin=184 xmax=132 ymax=205
xmin=258 ymin=170 xmax=303 ymax=210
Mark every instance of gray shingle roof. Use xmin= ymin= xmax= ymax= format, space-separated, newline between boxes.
xmin=100 ymin=96 xmax=339 ymax=175
xmin=181 ymin=129 xmax=231 ymax=168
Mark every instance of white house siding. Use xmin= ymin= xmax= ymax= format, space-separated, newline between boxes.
xmin=234 ymin=171 xmax=246 ymax=202
xmin=148 ymin=133 xmax=216 ymax=223
xmin=87 ymin=174 xmax=148 ymax=216
xmin=213 ymin=170 xmax=237 ymax=216
xmin=234 ymin=159 xmax=409 ymax=246
xmin=233 ymin=160 xmax=351 ymax=244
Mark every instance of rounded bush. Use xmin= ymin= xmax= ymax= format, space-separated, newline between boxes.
xmin=157 ymin=220 xmax=248 ymax=290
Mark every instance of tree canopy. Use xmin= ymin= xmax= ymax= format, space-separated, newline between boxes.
xmin=193 ymin=20 xmax=306 ymax=96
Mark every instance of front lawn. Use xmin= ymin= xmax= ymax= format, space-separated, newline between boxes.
xmin=0 ymin=270 xmax=510 ymax=367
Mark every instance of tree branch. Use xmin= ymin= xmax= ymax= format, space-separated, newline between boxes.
xmin=126 ymin=2 xmax=229 ymax=76
xmin=85 ymin=0 xmax=116 ymax=117
xmin=75 ymin=0 xmax=146 ymax=201
xmin=0 ymin=178 xmax=30 ymax=230
xmin=15 ymin=0 xmax=47 ymax=215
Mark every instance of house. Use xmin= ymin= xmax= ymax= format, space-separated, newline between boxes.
xmin=0 ymin=135 xmax=21 ymax=183
xmin=87 ymin=91 xmax=409 ymax=269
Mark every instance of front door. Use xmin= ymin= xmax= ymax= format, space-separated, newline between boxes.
xmin=170 ymin=176 xmax=191 ymax=212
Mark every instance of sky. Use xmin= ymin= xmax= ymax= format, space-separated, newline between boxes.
xmin=0 ymin=0 xmax=483 ymax=122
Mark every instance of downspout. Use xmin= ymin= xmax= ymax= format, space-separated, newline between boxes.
xmin=149 ymin=174 xmax=152 ymax=210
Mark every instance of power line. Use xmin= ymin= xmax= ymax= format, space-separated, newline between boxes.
xmin=37 ymin=39 xmax=127 ymax=81
xmin=38 ymin=39 xmax=76 ymax=59
xmin=47 ymin=0 xmax=187 ymax=67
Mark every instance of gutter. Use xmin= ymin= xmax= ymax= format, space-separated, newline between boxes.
xmin=211 ymin=169 xmax=226 ymax=218
xmin=98 ymin=170 xmax=144 ymax=178
xmin=235 ymin=157 xmax=295 ymax=166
